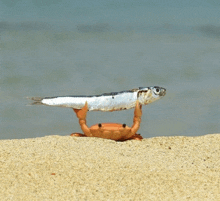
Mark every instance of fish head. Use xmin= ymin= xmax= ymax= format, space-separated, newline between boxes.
xmin=137 ymin=86 xmax=166 ymax=105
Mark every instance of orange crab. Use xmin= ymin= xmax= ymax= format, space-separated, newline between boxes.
xmin=71 ymin=101 xmax=143 ymax=141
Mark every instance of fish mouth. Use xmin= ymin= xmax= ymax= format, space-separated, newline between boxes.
xmin=159 ymin=88 xmax=166 ymax=97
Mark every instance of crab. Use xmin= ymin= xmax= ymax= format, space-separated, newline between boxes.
xmin=70 ymin=100 xmax=143 ymax=141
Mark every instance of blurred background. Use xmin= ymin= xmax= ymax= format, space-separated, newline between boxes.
xmin=1 ymin=0 xmax=220 ymax=139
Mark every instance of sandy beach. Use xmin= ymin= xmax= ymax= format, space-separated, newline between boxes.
xmin=0 ymin=134 xmax=220 ymax=200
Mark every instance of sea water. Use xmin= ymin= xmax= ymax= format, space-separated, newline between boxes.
xmin=1 ymin=0 xmax=220 ymax=139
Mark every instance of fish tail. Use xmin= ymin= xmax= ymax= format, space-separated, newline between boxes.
xmin=28 ymin=97 xmax=44 ymax=105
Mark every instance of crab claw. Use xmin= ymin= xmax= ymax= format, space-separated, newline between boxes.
xmin=131 ymin=100 xmax=142 ymax=135
xmin=73 ymin=102 xmax=88 ymax=120
xmin=73 ymin=102 xmax=92 ymax=137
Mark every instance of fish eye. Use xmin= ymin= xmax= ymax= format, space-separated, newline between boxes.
xmin=153 ymin=87 xmax=160 ymax=95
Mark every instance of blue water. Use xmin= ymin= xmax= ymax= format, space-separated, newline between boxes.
xmin=1 ymin=0 xmax=220 ymax=139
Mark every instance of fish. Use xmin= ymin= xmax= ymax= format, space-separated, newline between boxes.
xmin=30 ymin=86 xmax=166 ymax=111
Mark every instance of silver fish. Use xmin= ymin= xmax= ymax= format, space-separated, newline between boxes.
xmin=31 ymin=86 xmax=166 ymax=111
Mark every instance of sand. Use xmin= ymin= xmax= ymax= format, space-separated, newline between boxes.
xmin=0 ymin=134 xmax=220 ymax=200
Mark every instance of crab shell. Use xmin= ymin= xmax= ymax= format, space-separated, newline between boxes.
xmin=71 ymin=101 xmax=143 ymax=141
